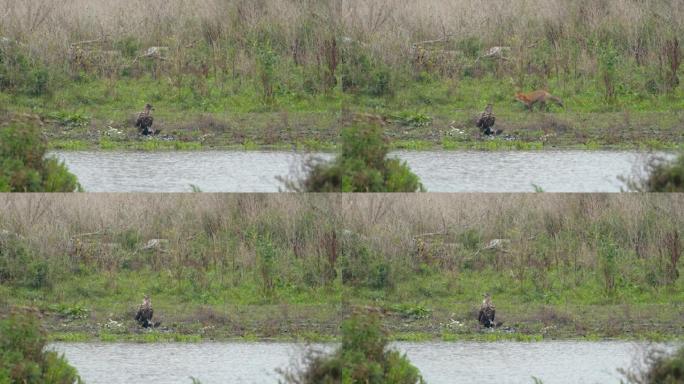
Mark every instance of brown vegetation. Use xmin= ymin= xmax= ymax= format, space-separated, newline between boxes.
xmin=1 ymin=0 xmax=682 ymax=79
xmin=1 ymin=194 xmax=683 ymax=340
xmin=0 ymin=193 xmax=682 ymax=277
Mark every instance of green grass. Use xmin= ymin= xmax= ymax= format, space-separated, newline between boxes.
xmin=43 ymin=330 xmax=684 ymax=344
xmin=5 ymin=266 xmax=683 ymax=342
xmin=6 ymin=71 xmax=684 ymax=151
xmin=391 ymin=140 xmax=435 ymax=151
xmin=1 ymin=194 xmax=682 ymax=342
xmin=46 ymin=137 xmax=682 ymax=153
xmin=48 ymin=140 xmax=90 ymax=151
xmin=3 ymin=5 xmax=684 ymax=153
xmin=47 ymin=333 xmax=91 ymax=343
xmin=48 ymin=332 xmax=203 ymax=343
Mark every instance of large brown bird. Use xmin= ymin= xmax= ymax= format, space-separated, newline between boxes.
xmin=135 ymin=295 xmax=155 ymax=328
xmin=476 ymin=104 xmax=500 ymax=136
xmin=135 ymin=103 xmax=158 ymax=136
xmin=477 ymin=293 xmax=496 ymax=328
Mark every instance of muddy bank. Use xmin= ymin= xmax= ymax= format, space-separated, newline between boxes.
xmin=41 ymin=110 xmax=684 ymax=151
xmin=41 ymin=303 xmax=684 ymax=343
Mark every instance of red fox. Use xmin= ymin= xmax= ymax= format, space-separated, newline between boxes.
xmin=515 ymin=90 xmax=564 ymax=111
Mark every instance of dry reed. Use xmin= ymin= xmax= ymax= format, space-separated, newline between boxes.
xmin=1 ymin=0 xmax=682 ymax=68
xmin=0 ymin=193 xmax=682 ymax=271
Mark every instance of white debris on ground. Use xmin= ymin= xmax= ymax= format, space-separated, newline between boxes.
xmin=484 ymin=238 xmax=511 ymax=251
xmin=102 ymin=319 xmax=124 ymax=329
xmin=440 ymin=317 xmax=466 ymax=330
xmin=135 ymin=46 xmax=169 ymax=62
xmin=140 ymin=239 xmax=169 ymax=251
xmin=476 ymin=46 xmax=511 ymax=62
xmin=446 ymin=121 xmax=466 ymax=137
xmin=449 ymin=319 xmax=464 ymax=327
xmin=105 ymin=126 xmax=124 ymax=137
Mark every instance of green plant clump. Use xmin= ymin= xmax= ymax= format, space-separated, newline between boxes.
xmin=0 ymin=311 xmax=83 ymax=383
xmin=643 ymin=153 xmax=684 ymax=192
xmin=0 ymin=122 xmax=82 ymax=192
xmin=280 ymin=313 xmax=425 ymax=384
xmin=290 ymin=125 xmax=424 ymax=192
xmin=622 ymin=152 xmax=684 ymax=192
xmin=622 ymin=346 xmax=684 ymax=384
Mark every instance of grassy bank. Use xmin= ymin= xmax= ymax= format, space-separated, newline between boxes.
xmin=2 ymin=1 xmax=684 ymax=150
xmin=1 ymin=194 xmax=683 ymax=341
xmin=6 ymin=77 xmax=684 ymax=152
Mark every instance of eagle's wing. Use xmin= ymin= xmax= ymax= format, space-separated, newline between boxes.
xmin=149 ymin=308 xmax=154 ymax=320
xmin=476 ymin=113 xmax=485 ymax=128
xmin=135 ymin=113 xmax=144 ymax=128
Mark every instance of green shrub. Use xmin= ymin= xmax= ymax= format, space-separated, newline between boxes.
xmin=0 ymin=122 xmax=82 ymax=192
xmin=0 ymin=236 xmax=53 ymax=289
xmin=255 ymin=42 xmax=278 ymax=104
xmin=598 ymin=42 xmax=620 ymax=103
xmin=456 ymin=37 xmax=484 ymax=59
xmin=0 ymin=311 xmax=83 ymax=384
xmin=388 ymin=304 xmax=431 ymax=320
xmin=280 ymin=313 xmax=425 ymax=384
xmin=622 ymin=346 xmax=684 ymax=384
xmin=113 ymin=36 xmax=142 ymax=59
xmin=340 ymin=241 xmax=394 ymax=290
xmin=47 ymin=111 xmax=90 ymax=128
xmin=387 ymin=112 xmax=432 ymax=128
xmin=457 ymin=229 xmax=482 ymax=251
xmin=622 ymin=153 xmax=684 ymax=192
xmin=0 ymin=41 xmax=51 ymax=96
xmin=256 ymin=236 xmax=277 ymax=296
xmin=642 ymin=153 xmax=684 ymax=192
xmin=47 ymin=304 xmax=90 ymax=321
xmin=340 ymin=44 xmax=394 ymax=97
xmin=289 ymin=125 xmax=424 ymax=192
xmin=115 ymin=229 xmax=143 ymax=251
xmin=597 ymin=238 xmax=619 ymax=295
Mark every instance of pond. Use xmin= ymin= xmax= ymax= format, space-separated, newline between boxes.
xmin=52 ymin=150 xmax=663 ymax=192
xmin=49 ymin=341 xmax=667 ymax=384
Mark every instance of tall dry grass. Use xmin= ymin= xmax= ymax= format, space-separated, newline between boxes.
xmin=0 ymin=193 xmax=682 ymax=270
xmin=1 ymin=0 xmax=682 ymax=68
xmin=0 ymin=193 xmax=679 ymax=239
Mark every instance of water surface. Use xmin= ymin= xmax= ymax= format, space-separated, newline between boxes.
xmin=50 ymin=341 xmax=665 ymax=384
xmin=52 ymin=150 xmax=662 ymax=192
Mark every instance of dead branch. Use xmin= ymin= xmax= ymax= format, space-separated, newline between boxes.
xmin=69 ymin=37 xmax=106 ymax=47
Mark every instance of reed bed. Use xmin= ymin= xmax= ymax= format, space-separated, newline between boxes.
xmin=1 ymin=0 xmax=682 ymax=96
xmin=2 ymin=0 xmax=682 ymax=61
xmin=1 ymin=193 xmax=682 ymax=339
xmin=0 ymin=194 xmax=682 ymax=300
xmin=2 ymin=0 xmax=683 ymax=151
